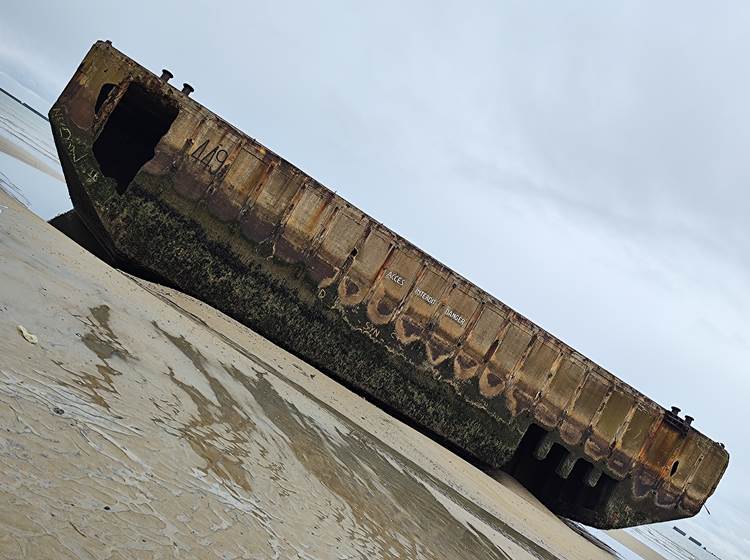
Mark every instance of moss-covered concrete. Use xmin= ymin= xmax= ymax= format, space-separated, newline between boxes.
xmin=102 ymin=175 xmax=528 ymax=470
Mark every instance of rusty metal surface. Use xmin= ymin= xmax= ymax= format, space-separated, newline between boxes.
xmin=47 ymin=40 xmax=729 ymax=528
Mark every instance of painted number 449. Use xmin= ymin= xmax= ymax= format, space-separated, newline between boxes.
xmin=191 ymin=139 xmax=228 ymax=173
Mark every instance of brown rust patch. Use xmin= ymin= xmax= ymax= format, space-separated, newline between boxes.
xmin=479 ymin=323 xmax=532 ymax=400
xmin=205 ymin=189 xmax=240 ymax=223
xmin=487 ymin=373 xmax=503 ymax=387
xmin=343 ymin=277 xmax=360 ymax=298
xmin=504 ymin=341 xmax=559 ymax=417
xmin=273 ymin=237 xmax=305 ymax=265
xmin=453 ymin=351 xmax=479 ymax=380
xmin=425 ymin=337 xmax=453 ymax=366
xmin=479 ymin=368 xmax=506 ymax=398
xmin=306 ymin=255 xmax=336 ymax=287
xmin=533 ymin=358 xmax=586 ymax=430
xmin=558 ymin=371 xmax=610 ymax=447
xmin=584 ymin=390 xmax=635 ymax=464
xmin=240 ymin=215 xmax=275 ymax=244
xmin=377 ymin=299 xmax=393 ymax=316
xmin=366 ymin=287 xmax=397 ymax=325
xmin=632 ymin=419 xmax=683 ymax=500
xmin=606 ymin=404 xmax=656 ymax=479
xmin=172 ymin=164 xmax=209 ymax=201
xmin=394 ymin=315 xmax=423 ymax=345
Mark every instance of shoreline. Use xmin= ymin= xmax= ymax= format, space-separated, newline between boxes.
xmin=0 ymin=86 xmax=49 ymax=122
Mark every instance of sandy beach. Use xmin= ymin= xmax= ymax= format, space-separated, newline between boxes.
xmin=0 ymin=190 xmax=627 ymax=559
xmin=606 ymin=530 xmax=668 ymax=560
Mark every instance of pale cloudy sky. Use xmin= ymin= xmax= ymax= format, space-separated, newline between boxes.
xmin=1 ymin=2 xmax=748 ymax=557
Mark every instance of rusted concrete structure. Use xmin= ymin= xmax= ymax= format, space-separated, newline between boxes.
xmin=49 ymin=41 xmax=728 ymax=528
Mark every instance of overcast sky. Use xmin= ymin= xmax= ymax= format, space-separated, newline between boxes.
xmin=1 ymin=2 xmax=748 ymax=556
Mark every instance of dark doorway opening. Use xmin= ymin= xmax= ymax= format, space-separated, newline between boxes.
xmin=93 ymin=82 xmax=177 ymax=194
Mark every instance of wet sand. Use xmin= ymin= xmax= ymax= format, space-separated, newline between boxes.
xmin=0 ymin=190 xmax=618 ymax=559
xmin=606 ymin=530 xmax=668 ymax=560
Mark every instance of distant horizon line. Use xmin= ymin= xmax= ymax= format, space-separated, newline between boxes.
xmin=0 ymin=86 xmax=49 ymax=122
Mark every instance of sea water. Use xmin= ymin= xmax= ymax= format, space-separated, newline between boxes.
xmin=0 ymin=90 xmax=69 ymax=218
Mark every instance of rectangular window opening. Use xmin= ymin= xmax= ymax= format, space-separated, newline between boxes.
xmin=93 ymin=82 xmax=178 ymax=194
